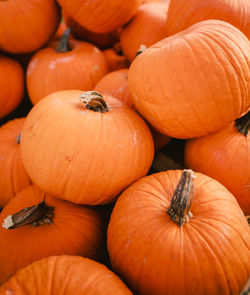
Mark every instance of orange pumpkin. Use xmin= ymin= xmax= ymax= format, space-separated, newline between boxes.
xmin=0 ymin=118 xmax=31 ymax=209
xmin=107 ymin=170 xmax=250 ymax=294
xmin=185 ymin=111 xmax=250 ymax=215
xmin=0 ymin=0 xmax=61 ymax=54
xmin=0 ymin=55 xmax=24 ymax=118
xmin=20 ymin=90 xmax=154 ymax=205
xmin=0 ymin=185 xmax=103 ymax=284
xmin=128 ymin=20 xmax=250 ymax=139
xmin=166 ymin=0 xmax=250 ymax=39
xmin=27 ymin=30 xmax=108 ymax=105
xmin=103 ymin=47 xmax=130 ymax=72
xmin=120 ymin=2 xmax=169 ymax=61
xmin=0 ymin=255 xmax=132 ymax=294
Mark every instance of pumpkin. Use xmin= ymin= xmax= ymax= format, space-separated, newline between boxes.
xmin=0 ymin=55 xmax=24 ymax=118
xmin=0 ymin=0 xmax=61 ymax=54
xmin=26 ymin=29 xmax=108 ymax=105
xmin=0 ymin=118 xmax=31 ymax=209
xmin=107 ymin=169 xmax=250 ymax=294
xmin=0 ymin=184 xmax=103 ymax=284
xmin=57 ymin=0 xmax=141 ymax=33
xmin=0 ymin=255 xmax=132 ymax=294
xmin=185 ymin=111 xmax=250 ymax=215
xmin=128 ymin=20 xmax=250 ymax=139
xmin=120 ymin=2 xmax=169 ymax=61
xmin=103 ymin=46 xmax=130 ymax=72
xmin=20 ymin=90 xmax=154 ymax=205
xmin=166 ymin=0 xmax=250 ymax=39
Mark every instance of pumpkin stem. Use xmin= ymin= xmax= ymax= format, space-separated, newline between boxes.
xmin=2 ymin=201 xmax=54 ymax=230
xmin=167 ymin=169 xmax=195 ymax=226
xmin=135 ymin=44 xmax=147 ymax=58
xmin=16 ymin=133 xmax=21 ymax=144
xmin=55 ymin=28 xmax=72 ymax=53
xmin=79 ymin=91 xmax=109 ymax=113
xmin=113 ymin=43 xmax=124 ymax=56
xmin=235 ymin=111 xmax=250 ymax=136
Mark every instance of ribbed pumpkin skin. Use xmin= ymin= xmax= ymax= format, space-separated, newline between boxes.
xmin=128 ymin=20 xmax=250 ymax=139
xmin=0 ymin=185 xmax=103 ymax=284
xmin=166 ymin=0 xmax=250 ymax=39
xmin=0 ymin=55 xmax=24 ymax=118
xmin=185 ymin=123 xmax=250 ymax=215
xmin=27 ymin=39 xmax=108 ymax=105
xmin=0 ymin=0 xmax=60 ymax=54
xmin=120 ymin=2 xmax=169 ymax=61
xmin=107 ymin=170 xmax=250 ymax=295
xmin=20 ymin=90 xmax=154 ymax=205
xmin=0 ymin=256 xmax=132 ymax=295
xmin=0 ymin=118 xmax=31 ymax=208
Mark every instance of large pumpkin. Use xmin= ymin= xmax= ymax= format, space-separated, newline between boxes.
xmin=107 ymin=170 xmax=250 ymax=294
xmin=185 ymin=111 xmax=250 ymax=215
xmin=128 ymin=20 xmax=250 ymax=139
xmin=0 ymin=55 xmax=24 ymax=118
xmin=0 ymin=255 xmax=132 ymax=294
xmin=0 ymin=185 xmax=103 ymax=284
xmin=20 ymin=90 xmax=154 ymax=205
xmin=0 ymin=0 xmax=61 ymax=54
xmin=166 ymin=0 xmax=250 ymax=39
xmin=0 ymin=118 xmax=31 ymax=208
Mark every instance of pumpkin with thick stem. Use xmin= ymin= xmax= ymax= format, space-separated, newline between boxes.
xmin=107 ymin=170 xmax=250 ymax=294
xmin=185 ymin=111 xmax=250 ymax=215
xmin=20 ymin=90 xmax=154 ymax=205
xmin=128 ymin=20 xmax=250 ymax=139
xmin=0 ymin=185 xmax=103 ymax=284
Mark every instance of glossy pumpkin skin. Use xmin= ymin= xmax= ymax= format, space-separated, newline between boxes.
xmin=0 ymin=256 xmax=132 ymax=295
xmin=0 ymin=0 xmax=61 ymax=54
xmin=185 ymin=122 xmax=250 ymax=215
xmin=107 ymin=170 xmax=250 ymax=295
xmin=166 ymin=0 xmax=250 ymax=39
xmin=27 ymin=39 xmax=108 ymax=105
xmin=0 ymin=55 xmax=24 ymax=118
xmin=0 ymin=118 xmax=31 ymax=209
xmin=20 ymin=90 xmax=154 ymax=205
xmin=57 ymin=0 xmax=141 ymax=33
xmin=0 ymin=185 xmax=103 ymax=284
xmin=120 ymin=2 xmax=169 ymax=61
xmin=128 ymin=20 xmax=250 ymax=139
xmin=103 ymin=48 xmax=130 ymax=72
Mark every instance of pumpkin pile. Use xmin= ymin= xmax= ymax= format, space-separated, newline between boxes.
xmin=0 ymin=0 xmax=249 ymax=294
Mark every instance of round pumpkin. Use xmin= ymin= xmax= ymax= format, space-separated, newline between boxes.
xmin=20 ymin=90 xmax=154 ymax=205
xmin=120 ymin=2 xmax=169 ymax=61
xmin=128 ymin=20 xmax=250 ymax=139
xmin=185 ymin=111 xmax=250 ymax=215
xmin=26 ymin=30 xmax=108 ymax=105
xmin=0 ymin=0 xmax=61 ymax=54
xmin=0 ymin=255 xmax=132 ymax=294
xmin=166 ymin=0 xmax=250 ymax=39
xmin=0 ymin=118 xmax=31 ymax=209
xmin=0 ymin=55 xmax=24 ymax=118
xmin=0 ymin=184 xmax=103 ymax=284
xmin=103 ymin=46 xmax=130 ymax=72
xmin=107 ymin=170 xmax=250 ymax=294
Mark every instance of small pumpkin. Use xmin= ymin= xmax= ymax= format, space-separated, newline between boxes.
xmin=128 ymin=20 xmax=250 ymax=139
xmin=185 ymin=111 xmax=250 ymax=215
xmin=27 ymin=29 xmax=108 ymax=105
xmin=103 ymin=46 xmax=130 ymax=72
xmin=107 ymin=170 xmax=250 ymax=294
xmin=0 ymin=255 xmax=132 ymax=294
xmin=0 ymin=55 xmax=24 ymax=118
xmin=0 ymin=185 xmax=103 ymax=284
xmin=0 ymin=118 xmax=31 ymax=209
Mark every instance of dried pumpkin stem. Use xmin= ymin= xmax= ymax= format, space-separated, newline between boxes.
xmin=79 ymin=91 xmax=109 ymax=113
xmin=55 ymin=28 xmax=72 ymax=53
xmin=2 ymin=201 xmax=54 ymax=230
xmin=167 ymin=169 xmax=195 ymax=226
xmin=135 ymin=44 xmax=147 ymax=58
xmin=235 ymin=111 xmax=250 ymax=136
xmin=16 ymin=133 xmax=21 ymax=144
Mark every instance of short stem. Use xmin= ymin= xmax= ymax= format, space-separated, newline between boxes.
xmin=55 ymin=28 xmax=72 ymax=53
xmin=135 ymin=44 xmax=147 ymax=58
xmin=167 ymin=170 xmax=195 ymax=226
xmin=113 ymin=43 xmax=123 ymax=56
xmin=79 ymin=91 xmax=109 ymax=113
xmin=2 ymin=201 xmax=54 ymax=230
xmin=235 ymin=111 xmax=250 ymax=136
xmin=16 ymin=133 xmax=21 ymax=144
